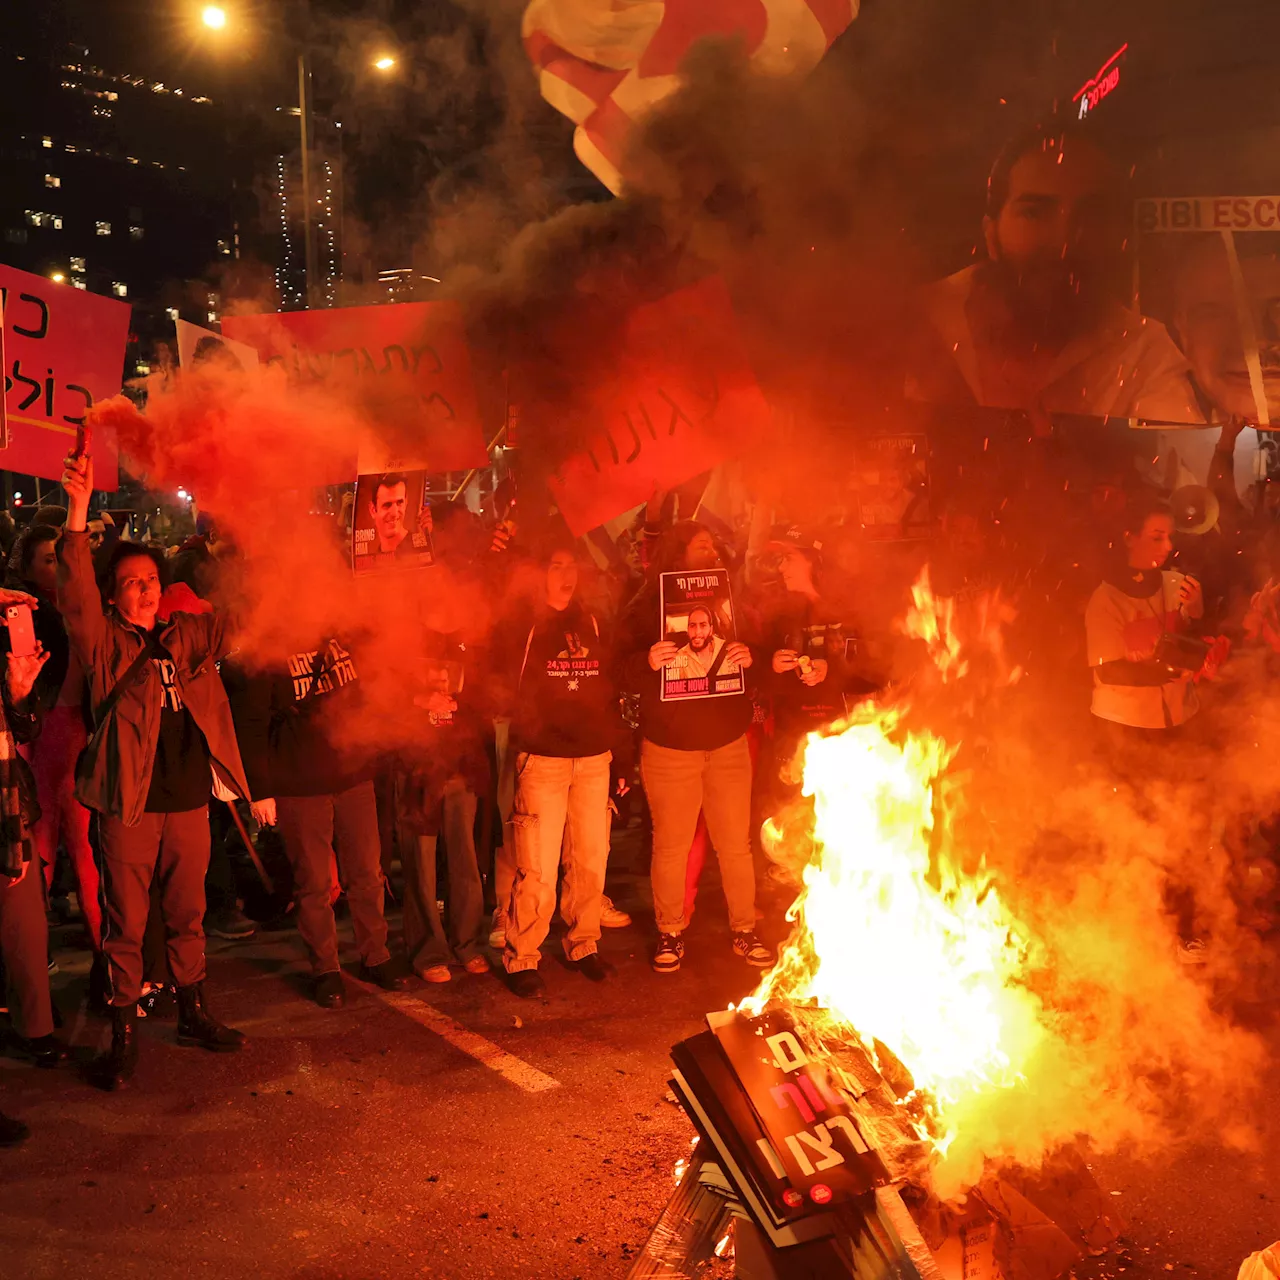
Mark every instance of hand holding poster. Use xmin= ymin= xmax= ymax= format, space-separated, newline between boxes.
xmin=658 ymin=568 xmax=744 ymax=702
xmin=353 ymin=469 xmax=435 ymax=575
xmin=1 ymin=264 xmax=129 ymax=488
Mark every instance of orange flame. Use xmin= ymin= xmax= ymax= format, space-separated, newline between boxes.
xmin=743 ymin=572 xmax=1044 ymax=1193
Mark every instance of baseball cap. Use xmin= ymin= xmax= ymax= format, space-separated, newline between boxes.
xmin=766 ymin=523 xmax=824 ymax=555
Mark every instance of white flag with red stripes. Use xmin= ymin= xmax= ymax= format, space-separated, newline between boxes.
xmin=523 ymin=0 xmax=860 ymax=194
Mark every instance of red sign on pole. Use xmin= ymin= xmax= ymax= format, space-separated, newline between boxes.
xmin=0 ymin=264 xmax=130 ymax=489
xmin=547 ymin=277 xmax=773 ymax=536
xmin=222 ymin=301 xmax=489 ymax=472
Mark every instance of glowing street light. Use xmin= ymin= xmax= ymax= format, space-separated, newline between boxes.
xmin=373 ymin=54 xmax=396 ymax=72
xmin=50 ymin=272 xmax=65 ymax=284
xmin=201 ymin=6 xmax=228 ymax=30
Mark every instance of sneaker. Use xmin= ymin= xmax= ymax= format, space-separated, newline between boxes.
xmin=206 ymin=905 xmax=257 ymax=941
xmin=505 ymin=968 xmax=546 ymax=999
xmin=600 ymin=896 xmax=632 ymax=928
xmin=732 ymin=932 xmax=773 ymax=968
xmin=572 ymin=953 xmax=615 ymax=983
xmin=652 ymin=933 xmax=684 ymax=975
xmin=1178 ymin=938 xmax=1208 ymax=966
xmin=463 ymin=955 xmax=490 ymax=976
xmin=137 ymin=982 xmax=176 ymax=1020
xmin=488 ymin=909 xmax=508 ymax=949
xmin=418 ymin=964 xmax=452 ymax=984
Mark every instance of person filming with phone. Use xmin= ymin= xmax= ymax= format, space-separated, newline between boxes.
xmin=1085 ymin=496 xmax=1205 ymax=736
xmin=58 ymin=448 xmax=252 ymax=1091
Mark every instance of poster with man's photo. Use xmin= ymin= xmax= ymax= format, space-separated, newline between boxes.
xmin=658 ymin=568 xmax=744 ymax=702
xmin=847 ymin=434 xmax=930 ymax=541
xmin=352 ymin=469 xmax=435 ymax=575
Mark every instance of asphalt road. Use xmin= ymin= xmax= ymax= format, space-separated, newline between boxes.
xmin=2 ymin=835 xmax=1277 ymax=1280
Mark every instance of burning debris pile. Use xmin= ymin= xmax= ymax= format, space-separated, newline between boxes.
xmin=631 ymin=575 xmax=1266 ymax=1280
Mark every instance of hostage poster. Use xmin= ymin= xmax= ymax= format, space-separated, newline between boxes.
xmin=352 ymin=469 xmax=435 ymax=576
xmin=658 ymin=568 xmax=744 ymax=702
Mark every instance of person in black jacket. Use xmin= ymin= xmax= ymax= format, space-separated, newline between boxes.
xmin=223 ymin=638 xmax=410 ymax=1009
xmin=496 ymin=538 xmax=631 ymax=997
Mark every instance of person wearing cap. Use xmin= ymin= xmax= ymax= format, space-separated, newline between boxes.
xmin=494 ymin=535 xmax=632 ymax=997
xmin=620 ymin=521 xmax=771 ymax=975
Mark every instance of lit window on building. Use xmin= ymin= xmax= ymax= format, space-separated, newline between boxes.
xmin=70 ymin=256 xmax=85 ymax=273
xmin=41 ymin=136 xmax=52 ymax=149
xmin=217 ymin=239 xmax=231 ymax=255
xmin=52 ymin=215 xmax=63 ymax=230
xmin=65 ymin=144 xmax=77 ymax=153
xmin=207 ymin=310 xmax=218 ymax=323
xmin=24 ymin=210 xmax=61 ymax=229
xmin=111 ymin=282 xmax=127 ymax=298
xmin=71 ymin=279 xmax=86 ymax=291
xmin=129 ymin=225 xmax=144 ymax=241
xmin=91 ymin=106 xmax=112 ymax=119
xmin=166 ymin=307 xmax=179 ymax=321
xmin=45 ymin=174 xmax=60 ymax=189
xmin=96 ymin=221 xmax=111 ymax=236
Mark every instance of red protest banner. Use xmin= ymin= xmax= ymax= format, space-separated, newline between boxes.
xmin=1 ymin=265 xmax=129 ymax=489
xmin=222 ymin=300 xmax=489 ymax=472
xmin=547 ymin=277 xmax=772 ymax=536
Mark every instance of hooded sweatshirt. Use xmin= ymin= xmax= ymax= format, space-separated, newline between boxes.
xmin=501 ymin=597 xmax=627 ymax=763
xmin=223 ymin=637 xmax=371 ymax=799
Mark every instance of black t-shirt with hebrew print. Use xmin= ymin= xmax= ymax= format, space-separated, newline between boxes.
xmin=145 ymin=638 xmax=211 ymax=813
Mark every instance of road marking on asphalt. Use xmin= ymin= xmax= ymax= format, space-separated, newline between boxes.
xmin=374 ymin=991 xmax=561 ymax=1093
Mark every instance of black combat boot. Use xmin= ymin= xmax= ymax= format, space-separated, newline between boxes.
xmin=175 ymin=983 xmax=246 ymax=1052
xmin=91 ymin=1005 xmax=138 ymax=1091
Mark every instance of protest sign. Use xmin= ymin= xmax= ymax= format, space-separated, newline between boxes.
xmin=847 ymin=434 xmax=930 ymax=541
xmin=176 ymin=319 xmax=259 ymax=372
xmin=0 ymin=264 xmax=129 ymax=488
xmin=658 ymin=567 xmax=744 ymax=702
xmin=352 ymin=468 xmax=434 ymax=576
xmin=1133 ymin=200 xmax=1280 ymax=489
xmin=222 ymin=301 xmax=488 ymax=472
xmin=547 ymin=277 xmax=772 ymax=538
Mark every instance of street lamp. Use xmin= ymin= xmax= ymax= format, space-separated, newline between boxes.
xmin=373 ymin=55 xmax=396 ymax=72
xmin=201 ymin=6 xmax=228 ymax=30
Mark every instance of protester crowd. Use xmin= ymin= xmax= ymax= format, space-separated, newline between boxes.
xmin=0 ymin=406 xmax=1276 ymax=1150
xmin=5 ymin=110 xmax=1280 ymax=1147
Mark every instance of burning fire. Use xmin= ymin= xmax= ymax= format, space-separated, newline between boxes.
xmin=744 ymin=573 xmax=1045 ymax=1191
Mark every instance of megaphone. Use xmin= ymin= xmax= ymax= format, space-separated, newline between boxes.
xmin=1170 ymin=484 xmax=1220 ymax=535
